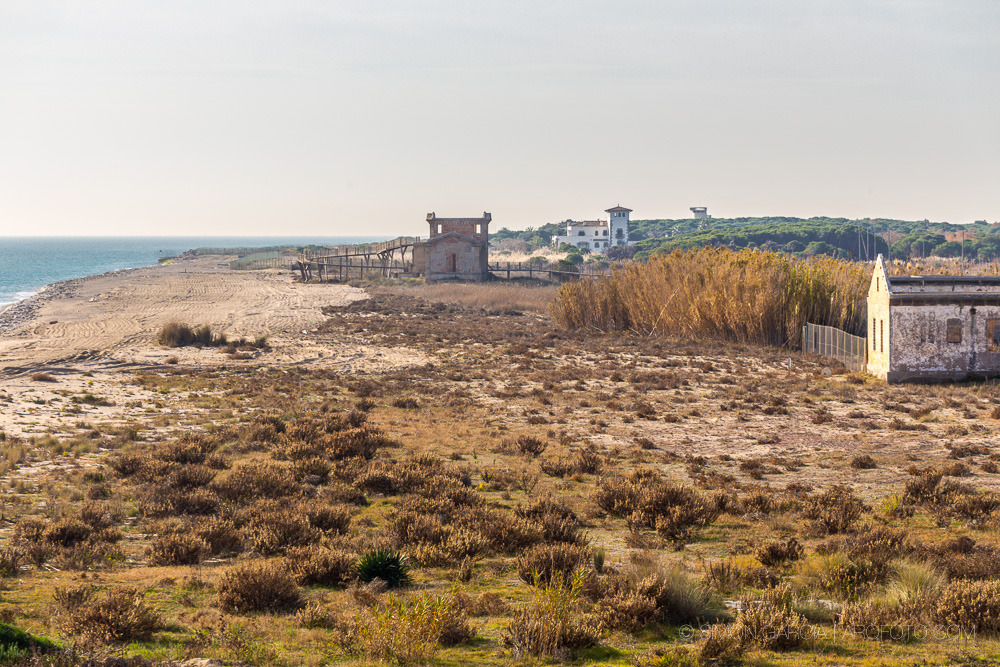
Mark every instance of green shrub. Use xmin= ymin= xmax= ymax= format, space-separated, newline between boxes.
xmin=0 ymin=623 xmax=58 ymax=661
xmin=356 ymin=549 xmax=411 ymax=588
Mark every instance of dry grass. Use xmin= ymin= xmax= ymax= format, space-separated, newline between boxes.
xmin=386 ymin=282 xmax=559 ymax=314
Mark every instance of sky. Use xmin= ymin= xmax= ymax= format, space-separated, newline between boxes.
xmin=1 ymin=1 xmax=997 ymax=236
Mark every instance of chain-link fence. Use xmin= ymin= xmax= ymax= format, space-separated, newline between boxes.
xmin=802 ymin=322 xmax=868 ymax=373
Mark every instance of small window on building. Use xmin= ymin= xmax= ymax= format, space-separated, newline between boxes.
xmin=578 ymin=231 xmax=585 ymax=236
xmin=988 ymin=319 xmax=1000 ymax=351
xmin=947 ymin=318 xmax=962 ymax=344
xmin=880 ymin=319 xmax=884 ymax=354
xmin=447 ymin=254 xmax=457 ymax=273
xmin=876 ymin=277 xmax=879 ymax=292
xmin=872 ymin=318 xmax=876 ymax=351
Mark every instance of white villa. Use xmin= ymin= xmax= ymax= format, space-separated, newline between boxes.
xmin=551 ymin=205 xmax=633 ymax=253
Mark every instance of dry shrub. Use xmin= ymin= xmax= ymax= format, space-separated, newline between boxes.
xmin=595 ymin=471 xmax=718 ymax=543
xmin=30 ymin=372 xmax=57 ymax=382
xmin=455 ymin=506 xmax=541 ymax=554
xmin=918 ymin=538 xmax=1000 ymax=581
xmin=212 ymin=459 xmax=299 ymax=501
xmin=843 ymin=527 xmax=911 ymax=581
xmin=501 ymin=573 xmax=599 ymax=659
xmin=147 ymin=533 xmax=208 ymax=566
xmin=55 ymin=585 xmax=160 ymax=644
xmin=158 ymin=322 xmax=197 ymax=347
xmin=595 ymin=560 xmax=725 ymax=632
xmin=933 ymin=579 xmax=1000 ymax=633
xmin=838 ymin=596 xmax=918 ymax=642
xmin=803 ymin=485 xmax=865 ymax=534
xmin=0 ymin=547 xmax=22 ymax=577
xmin=850 ymin=454 xmax=877 ymax=470
xmin=194 ymin=517 xmax=242 ymax=556
xmin=704 ymin=555 xmax=778 ymax=594
xmin=217 ymin=560 xmax=303 ymax=613
xmin=734 ymin=583 xmax=808 ymax=650
xmin=755 ymin=537 xmax=804 ymax=569
xmin=793 ymin=552 xmax=870 ymax=600
xmin=516 ymin=543 xmax=591 ymax=586
xmin=137 ymin=485 xmax=220 ymax=518
xmin=284 ymin=545 xmax=356 ymax=586
xmin=515 ymin=496 xmax=586 ymax=545
xmin=498 ymin=435 xmax=546 ymax=457
xmin=240 ymin=504 xmax=319 ymax=555
xmin=551 ymin=247 xmax=867 ymax=346
xmin=463 ymin=591 xmax=509 ymax=617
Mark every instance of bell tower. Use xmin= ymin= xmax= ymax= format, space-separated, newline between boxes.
xmin=605 ymin=205 xmax=632 ymax=246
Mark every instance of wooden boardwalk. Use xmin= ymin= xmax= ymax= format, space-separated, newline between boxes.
xmin=296 ymin=237 xmax=420 ymax=281
xmin=294 ymin=238 xmax=615 ymax=283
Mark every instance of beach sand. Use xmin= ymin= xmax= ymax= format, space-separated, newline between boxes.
xmin=0 ymin=255 xmax=428 ymax=436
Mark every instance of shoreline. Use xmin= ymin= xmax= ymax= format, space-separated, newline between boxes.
xmin=0 ymin=265 xmax=154 ymax=336
xmin=0 ymin=256 xmax=419 ymax=380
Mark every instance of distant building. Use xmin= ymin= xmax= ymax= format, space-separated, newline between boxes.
xmin=411 ymin=212 xmax=490 ymax=282
xmin=690 ymin=206 xmax=709 ymax=219
xmin=868 ymin=254 xmax=1000 ymax=382
xmin=551 ymin=206 xmax=632 ymax=253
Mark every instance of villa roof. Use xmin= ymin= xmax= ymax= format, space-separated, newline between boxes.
xmin=605 ymin=206 xmax=632 ymax=212
xmin=567 ymin=220 xmax=608 ymax=227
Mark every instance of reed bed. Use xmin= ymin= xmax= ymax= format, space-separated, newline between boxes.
xmin=551 ymin=247 xmax=868 ymax=347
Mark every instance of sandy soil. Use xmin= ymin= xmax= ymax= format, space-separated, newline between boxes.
xmin=0 ymin=256 xmax=429 ymax=436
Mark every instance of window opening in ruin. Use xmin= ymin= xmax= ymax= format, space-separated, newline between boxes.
xmin=988 ymin=319 xmax=1000 ymax=352
xmin=880 ymin=319 xmax=883 ymax=354
xmin=447 ymin=254 xmax=457 ymax=273
xmin=872 ymin=318 xmax=876 ymax=351
xmin=947 ymin=319 xmax=962 ymax=344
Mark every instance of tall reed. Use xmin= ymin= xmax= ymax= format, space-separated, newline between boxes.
xmin=551 ymin=247 xmax=868 ymax=347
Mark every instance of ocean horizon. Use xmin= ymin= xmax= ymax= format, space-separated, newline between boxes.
xmin=0 ymin=235 xmax=390 ymax=308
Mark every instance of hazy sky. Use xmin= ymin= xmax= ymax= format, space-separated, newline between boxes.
xmin=1 ymin=1 xmax=997 ymax=236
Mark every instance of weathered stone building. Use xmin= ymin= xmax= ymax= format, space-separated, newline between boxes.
xmin=867 ymin=254 xmax=1000 ymax=382
xmin=411 ymin=212 xmax=490 ymax=282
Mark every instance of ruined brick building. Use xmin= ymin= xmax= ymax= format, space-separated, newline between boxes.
xmin=411 ymin=212 xmax=490 ymax=282
xmin=868 ymin=254 xmax=1000 ymax=382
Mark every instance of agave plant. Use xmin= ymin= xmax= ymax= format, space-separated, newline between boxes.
xmin=356 ymin=548 xmax=411 ymax=588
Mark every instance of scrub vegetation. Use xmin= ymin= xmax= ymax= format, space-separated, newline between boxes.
xmin=3 ymin=272 xmax=1000 ymax=665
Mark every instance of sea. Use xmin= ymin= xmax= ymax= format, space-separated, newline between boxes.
xmin=0 ymin=236 xmax=389 ymax=309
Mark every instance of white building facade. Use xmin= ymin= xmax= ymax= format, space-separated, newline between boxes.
xmin=551 ymin=206 xmax=633 ymax=253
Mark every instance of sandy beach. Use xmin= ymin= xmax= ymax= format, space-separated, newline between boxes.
xmin=0 ymin=255 xmax=428 ymax=436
